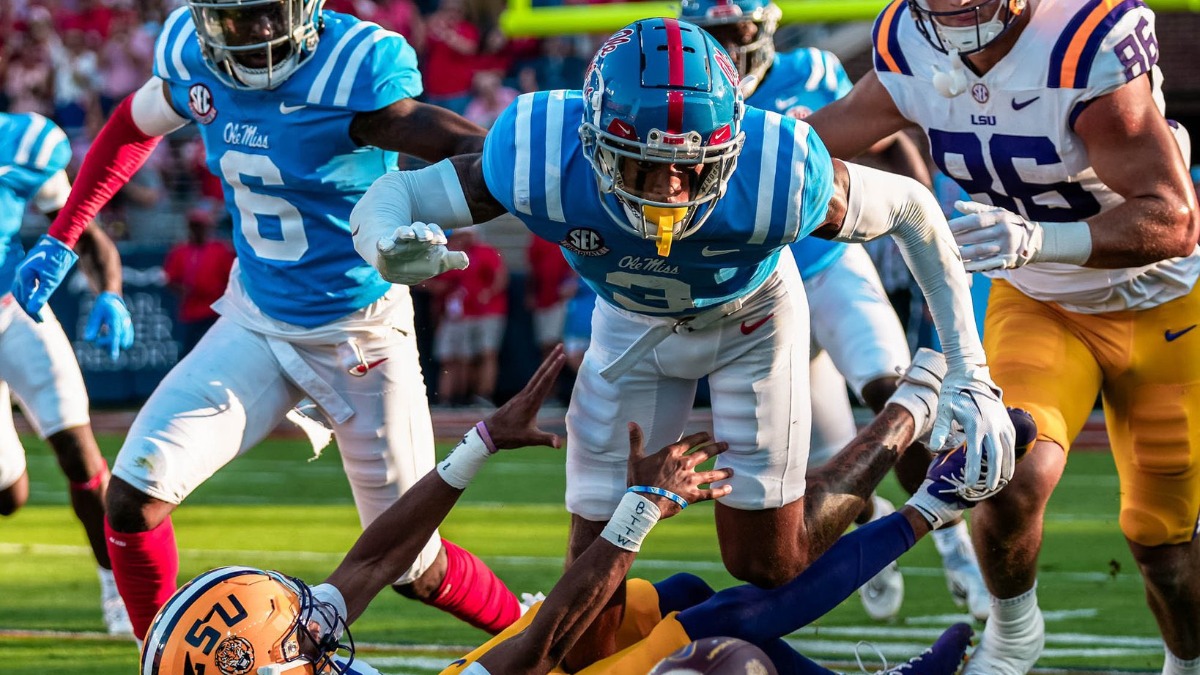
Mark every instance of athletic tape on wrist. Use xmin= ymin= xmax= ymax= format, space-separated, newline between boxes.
xmin=600 ymin=492 xmax=661 ymax=552
xmin=436 ymin=427 xmax=492 ymax=490
xmin=628 ymin=485 xmax=688 ymax=510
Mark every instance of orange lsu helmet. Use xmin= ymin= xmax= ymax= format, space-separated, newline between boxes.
xmin=140 ymin=566 xmax=354 ymax=675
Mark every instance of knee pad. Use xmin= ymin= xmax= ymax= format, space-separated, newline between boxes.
xmin=1120 ymin=506 xmax=1192 ymax=547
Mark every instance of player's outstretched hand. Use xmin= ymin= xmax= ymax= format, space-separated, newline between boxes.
xmin=482 ymin=344 xmax=566 ymax=451
xmin=930 ymin=367 xmax=1015 ymax=500
xmin=374 ymin=222 xmax=469 ymax=285
xmin=12 ymin=234 xmax=79 ymax=322
xmin=626 ymin=424 xmax=733 ymax=518
xmin=949 ymin=201 xmax=1044 ymax=272
xmin=85 ymin=292 xmax=134 ymax=360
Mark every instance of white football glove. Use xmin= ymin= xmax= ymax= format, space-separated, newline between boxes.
xmin=929 ymin=366 xmax=1016 ymax=500
xmin=949 ymin=200 xmax=1043 ymax=272
xmin=374 ymin=222 xmax=469 ymax=285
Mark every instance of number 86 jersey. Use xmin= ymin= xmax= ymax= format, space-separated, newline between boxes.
xmin=153 ymin=7 xmax=422 ymax=327
xmin=874 ymin=0 xmax=1200 ymax=313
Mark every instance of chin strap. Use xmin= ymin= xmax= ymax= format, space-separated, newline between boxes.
xmin=931 ymin=50 xmax=970 ymax=98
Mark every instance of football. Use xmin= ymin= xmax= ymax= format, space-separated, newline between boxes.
xmin=649 ymin=637 xmax=778 ymax=675
xmin=1008 ymin=407 xmax=1038 ymax=462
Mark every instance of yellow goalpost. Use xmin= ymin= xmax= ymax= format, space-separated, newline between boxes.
xmin=499 ymin=0 xmax=1200 ymax=38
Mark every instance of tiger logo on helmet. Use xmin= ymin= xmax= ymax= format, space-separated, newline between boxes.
xmin=679 ymin=0 xmax=783 ymax=95
xmin=140 ymin=566 xmax=353 ymax=675
xmin=579 ymin=19 xmax=746 ymax=256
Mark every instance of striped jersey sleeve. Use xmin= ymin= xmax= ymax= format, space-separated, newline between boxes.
xmin=1048 ymin=0 xmax=1156 ymax=92
xmin=482 ymin=90 xmax=575 ymax=224
xmin=0 ymin=114 xmax=71 ymax=199
xmin=153 ymin=6 xmax=199 ymax=84
xmin=738 ymin=110 xmax=835 ymax=246
xmin=872 ymin=0 xmax=913 ymax=76
xmin=303 ymin=22 xmax=422 ymax=111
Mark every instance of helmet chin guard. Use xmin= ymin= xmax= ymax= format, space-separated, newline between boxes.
xmin=909 ymin=0 xmax=1027 ymax=55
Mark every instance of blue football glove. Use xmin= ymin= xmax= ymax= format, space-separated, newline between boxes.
xmin=12 ymin=234 xmax=79 ymax=322
xmin=85 ymin=292 xmax=134 ymax=360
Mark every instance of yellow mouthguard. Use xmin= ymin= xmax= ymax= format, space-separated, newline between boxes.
xmin=644 ymin=206 xmax=686 ymax=257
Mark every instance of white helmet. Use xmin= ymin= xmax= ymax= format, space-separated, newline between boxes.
xmin=188 ymin=0 xmax=324 ymax=90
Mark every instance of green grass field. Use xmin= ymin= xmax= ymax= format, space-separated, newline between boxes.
xmin=0 ymin=432 xmax=1164 ymax=674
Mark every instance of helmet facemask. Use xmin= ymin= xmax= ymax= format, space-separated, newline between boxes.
xmin=189 ymin=0 xmax=323 ymax=90
xmin=581 ymin=114 xmax=744 ymax=257
xmin=685 ymin=3 xmax=781 ymax=97
xmin=909 ymin=0 xmax=1027 ymax=55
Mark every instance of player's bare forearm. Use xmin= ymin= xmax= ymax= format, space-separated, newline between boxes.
xmin=1077 ymin=77 xmax=1199 ymax=267
xmin=456 ymin=154 xmax=509 ymax=222
xmin=479 ymin=539 xmax=640 ymax=675
xmin=799 ymin=404 xmax=915 ymax=560
xmin=323 ymin=470 xmax=463 ymax=623
xmin=807 ymin=71 xmax=911 ymax=160
xmin=351 ymin=98 xmax=487 ymax=161
xmin=70 ymin=220 xmax=123 ymax=295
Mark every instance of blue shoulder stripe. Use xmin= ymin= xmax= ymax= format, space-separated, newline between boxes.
xmin=28 ymin=118 xmax=68 ymax=171
xmin=306 ymin=20 xmax=376 ymax=106
xmin=510 ymin=90 xmax=571 ymax=223
xmin=336 ymin=25 xmax=399 ymax=107
xmin=1048 ymin=0 xmax=1146 ymax=88
xmin=872 ymin=0 xmax=913 ymax=76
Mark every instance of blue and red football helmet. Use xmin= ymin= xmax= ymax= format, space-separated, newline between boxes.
xmin=679 ymin=0 xmax=781 ymax=91
xmin=580 ymin=19 xmax=745 ymax=256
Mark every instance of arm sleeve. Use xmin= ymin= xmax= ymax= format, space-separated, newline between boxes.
xmin=349 ymin=159 xmax=473 ymax=265
xmin=836 ymin=161 xmax=986 ymax=371
xmin=33 ymin=170 xmax=71 ymax=214
xmin=47 ymin=86 xmax=176 ymax=247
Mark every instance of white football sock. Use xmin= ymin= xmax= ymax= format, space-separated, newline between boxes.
xmin=1163 ymin=648 xmax=1200 ymax=675
xmin=992 ymin=584 xmax=1039 ymax=626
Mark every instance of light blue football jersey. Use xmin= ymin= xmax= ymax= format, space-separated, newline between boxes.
xmin=153 ymin=8 xmax=422 ymax=327
xmin=748 ymin=49 xmax=852 ymax=280
xmin=0 ymin=113 xmax=71 ymax=292
xmin=481 ymin=90 xmax=834 ymax=317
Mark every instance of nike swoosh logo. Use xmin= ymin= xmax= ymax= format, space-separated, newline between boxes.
xmin=701 ymin=246 xmax=739 ymax=257
xmin=348 ymin=357 xmax=389 ymax=376
xmin=279 ymin=102 xmax=307 ymax=114
xmin=740 ymin=314 xmax=774 ymax=335
xmin=1165 ymin=325 xmax=1197 ymax=342
xmin=1011 ymin=96 xmax=1039 ymax=111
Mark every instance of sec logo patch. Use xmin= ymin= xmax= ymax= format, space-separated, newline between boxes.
xmin=561 ymin=228 xmax=610 ymax=257
xmin=189 ymin=83 xmax=217 ymax=124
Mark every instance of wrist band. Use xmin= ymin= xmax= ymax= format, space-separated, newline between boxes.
xmin=475 ymin=421 xmax=498 ymax=454
xmin=599 ymin=492 xmax=661 ymax=552
xmin=436 ymin=427 xmax=491 ymax=489
xmin=628 ymin=485 xmax=688 ymax=510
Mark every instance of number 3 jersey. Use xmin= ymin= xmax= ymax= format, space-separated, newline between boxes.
xmin=153 ymin=7 xmax=422 ymax=327
xmin=873 ymin=0 xmax=1200 ymax=313
xmin=482 ymin=90 xmax=834 ymax=317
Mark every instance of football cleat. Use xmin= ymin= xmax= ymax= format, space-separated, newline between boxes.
xmin=875 ymin=622 xmax=974 ymax=674
xmin=98 ymin=568 xmax=134 ymax=638
xmin=859 ymin=496 xmax=905 ymax=621
xmin=943 ymin=550 xmax=991 ymax=622
xmin=963 ymin=605 xmax=1045 ymax=675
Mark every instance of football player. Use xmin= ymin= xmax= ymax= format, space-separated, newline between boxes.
xmin=0 ymin=112 xmax=134 ymax=635
xmin=141 ymin=348 xmax=1010 ymax=675
xmin=805 ymin=1 xmax=1200 ymax=672
xmin=350 ymin=18 xmax=1016 ymax=666
xmin=10 ymin=0 xmax=518 ymax=643
xmin=679 ymin=0 xmax=991 ymax=622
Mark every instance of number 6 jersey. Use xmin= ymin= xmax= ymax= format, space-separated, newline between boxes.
xmin=154 ymin=7 xmax=422 ymax=327
xmin=873 ymin=0 xmax=1200 ymax=313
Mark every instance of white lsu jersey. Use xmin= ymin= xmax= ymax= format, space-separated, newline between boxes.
xmin=873 ymin=0 xmax=1200 ymax=313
